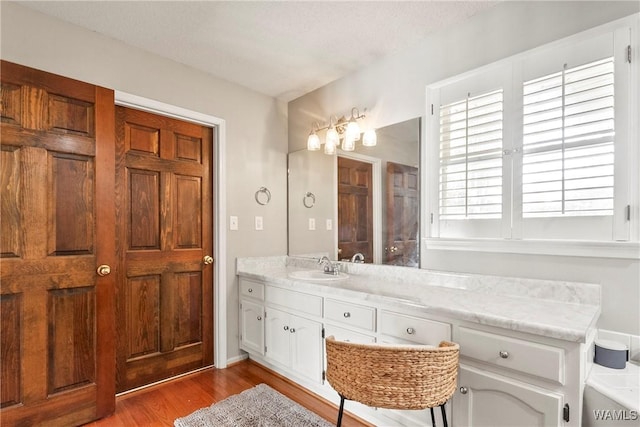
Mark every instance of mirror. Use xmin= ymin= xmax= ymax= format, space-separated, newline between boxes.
xmin=288 ymin=117 xmax=420 ymax=267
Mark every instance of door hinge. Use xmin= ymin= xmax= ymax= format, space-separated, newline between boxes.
xmin=430 ymin=213 xmax=434 ymax=224
xmin=431 ymin=104 xmax=434 ymax=115
xmin=264 ymin=345 xmax=267 ymax=353
xmin=322 ymin=370 xmax=326 ymax=381
xmin=563 ymin=403 xmax=570 ymax=422
xmin=627 ymin=45 xmax=632 ymax=63
xmin=626 ymin=204 xmax=631 ymax=221
xmin=322 ymin=327 xmax=325 ymax=339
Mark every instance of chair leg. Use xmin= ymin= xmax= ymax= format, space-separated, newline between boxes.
xmin=440 ymin=403 xmax=448 ymax=427
xmin=337 ymin=395 xmax=346 ymax=427
xmin=430 ymin=406 xmax=436 ymax=427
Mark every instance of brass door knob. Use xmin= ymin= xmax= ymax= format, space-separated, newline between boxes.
xmin=97 ymin=265 xmax=111 ymax=276
xmin=203 ymin=255 xmax=213 ymax=265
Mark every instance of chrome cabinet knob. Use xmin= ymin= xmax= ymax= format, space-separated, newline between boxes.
xmin=203 ymin=255 xmax=213 ymax=265
xmin=283 ymin=326 xmax=289 ymax=331
xmin=459 ymin=386 xmax=468 ymax=394
xmin=257 ymin=316 xmax=262 ymax=321
xmin=289 ymin=328 xmax=296 ymax=333
xmin=97 ymin=265 xmax=111 ymax=276
xmin=343 ymin=312 xmax=351 ymax=318
xmin=248 ymin=288 xmax=253 ymax=293
xmin=499 ymin=350 xmax=509 ymax=359
xmin=406 ymin=327 xmax=415 ymax=335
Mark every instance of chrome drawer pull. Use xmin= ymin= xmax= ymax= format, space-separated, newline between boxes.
xmin=459 ymin=386 xmax=468 ymax=395
xmin=499 ymin=350 xmax=509 ymax=359
xmin=257 ymin=316 xmax=262 ymax=321
xmin=283 ymin=326 xmax=289 ymax=331
xmin=406 ymin=327 xmax=415 ymax=335
xmin=248 ymin=288 xmax=253 ymax=293
xmin=343 ymin=312 xmax=351 ymax=318
xmin=290 ymin=328 xmax=296 ymax=333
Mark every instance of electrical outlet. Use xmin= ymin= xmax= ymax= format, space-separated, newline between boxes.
xmin=230 ymin=216 xmax=238 ymax=230
xmin=255 ymin=216 xmax=263 ymax=230
xmin=308 ymin=218 xmax=316 ymax=230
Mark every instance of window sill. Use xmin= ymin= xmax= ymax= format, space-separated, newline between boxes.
xmin=424 ymin=238 xmax=640 ymax=260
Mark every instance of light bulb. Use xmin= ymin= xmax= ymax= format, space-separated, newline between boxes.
xmin=324 ymin=139 xmax=337 ymax=155
xmin=362 ymin=129 xmax=377 ymax=147
xmin=342 ymin=134 xmax=356 ymax=151
xmin=307 ymin=132 xmax=320 ymax=151
xmin=326 ymin=127 xmax=339 ymax=149
xmin=346 ymin=120 xmax=360 ymax=142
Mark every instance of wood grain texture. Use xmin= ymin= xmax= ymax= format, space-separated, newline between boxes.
xmin=0 ymin=60 xmax=116 ymax=425
xmin=84 ymin=360 xmax=371 ymax=427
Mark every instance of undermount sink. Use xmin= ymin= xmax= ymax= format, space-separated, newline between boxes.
xmin=288 ymin=270 xmax=349 ymax=281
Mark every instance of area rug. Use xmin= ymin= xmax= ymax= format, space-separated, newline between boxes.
xmin=174 ymin=383 xmax=334 ymax=427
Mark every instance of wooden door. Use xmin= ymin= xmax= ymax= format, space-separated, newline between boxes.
xmin=337 ymin=157 xmax=373 ymax=262
xmin=0 ymin=61 xmax=116 ymax=425
xmin=114 ymin=106 xmax=214 ymax=392
xmin=384 ymin=162 xmax=419 ymax=267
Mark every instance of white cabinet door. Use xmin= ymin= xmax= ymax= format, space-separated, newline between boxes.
xmin=291 ymin=315 xmax=323 ymax=384
xmin=453 ymin=365 xmax=564 ymax=427
xmin=240 ymin=299 xmax=264 ymax=355
xmin=265 ymin=307 xmax=291 ymax=368
xmin=265 ymin=307 xmax=323 ymax=384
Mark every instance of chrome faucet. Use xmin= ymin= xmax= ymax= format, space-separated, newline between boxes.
xmin=318 ymin=255 xmax=339 ymax=275
xmin=351 ymin=253 xmax=365 ymax=263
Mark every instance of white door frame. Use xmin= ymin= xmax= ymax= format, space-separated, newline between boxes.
xmin=114 ymin=91 xmax=228 ymax=369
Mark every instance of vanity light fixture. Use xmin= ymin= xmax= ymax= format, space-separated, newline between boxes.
xmin=306 ymin=107 xmax=376 ymax=154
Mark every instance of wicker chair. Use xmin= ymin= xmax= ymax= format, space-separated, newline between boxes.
xmin=325 ymin=336 xmax=459 ymax=427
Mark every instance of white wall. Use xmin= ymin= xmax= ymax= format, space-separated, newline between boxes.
xmin=289 ymin=1 xmax=640 ymax=335
xmin=0 ymin=2 xmax=288 ymax=362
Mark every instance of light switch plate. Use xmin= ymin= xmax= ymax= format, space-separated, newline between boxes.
xmin=255 ymin=216 xmax=263 ymax=230
xmin=229 ymin=216 xmax=238 ymax=230
xmin=308 ymin=218 xmax=316 ymax=230
xmin=326 ymin=219 xmax=332 ymax=230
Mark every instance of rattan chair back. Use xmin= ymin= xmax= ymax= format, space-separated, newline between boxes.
xmin=325 ymin=336 xmax=459 ymax=410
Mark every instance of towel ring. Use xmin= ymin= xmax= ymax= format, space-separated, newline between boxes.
xmin=303 ymin=192 xmax=316 ymax=208
xmin=255 ymin=187 xmax=271 ymax=205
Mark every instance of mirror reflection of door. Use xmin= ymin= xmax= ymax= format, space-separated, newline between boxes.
xmin=337 ymin=157 xmax=373 ymax=262
xmin=385 ymin=162 xmax=419 ymax=267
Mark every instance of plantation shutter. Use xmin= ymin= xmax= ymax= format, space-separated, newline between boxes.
xmin=522 ymin=57 xmax=615 ymax=218
xmin=439 ymin=90 xmax=504 ymax=220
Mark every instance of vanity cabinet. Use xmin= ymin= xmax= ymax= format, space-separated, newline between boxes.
xmin=238 ymin=272 xmax=587 ymax=427
xmin=453 ymin=326 xmax=571 ymax=427
xmin=264 ymin=306 xmax=323 ymax=384
xmin=454 ymin=365 xmax=564 ymax=427
xmin=239 ymin=278 xmax=265 ymax=355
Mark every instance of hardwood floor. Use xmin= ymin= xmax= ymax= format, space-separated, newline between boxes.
xmin=84 ymin=359 xmax=370 ymax=427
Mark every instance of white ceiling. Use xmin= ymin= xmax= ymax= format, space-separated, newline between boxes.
xmin=19 ymin=1 xmax=499 ymax=102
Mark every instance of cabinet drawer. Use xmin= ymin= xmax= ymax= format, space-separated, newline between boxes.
xmin=266 ymin=286 xmax=322 ymax=317
xmin=379 ymin=310 xmax=451 ymax=345
xmin=240 ymin=278 xmax=265 ymax=300
xmin=458 ymin=327 xmax=565 ymax=384
xmin=324 ymin=299 xmax=375 ymax=331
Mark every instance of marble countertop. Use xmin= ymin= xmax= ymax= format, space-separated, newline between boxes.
xmin=237 ymin=256 xmax=601 ymax=343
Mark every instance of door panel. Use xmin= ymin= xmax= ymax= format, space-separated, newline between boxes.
xmin=385 ymin=162 xmax=419 ymax=267
xmin=337 ymin=157 xmax=373 ymax=262
xmin=0 ymin=61 xmax=115 ymax=425
xmin=115 ymin=106 xmax=214 ymax=392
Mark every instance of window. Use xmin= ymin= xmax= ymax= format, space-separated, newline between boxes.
xmin=522 ymin=58 xmax=615 ymax=218
xmin=427 ymin=20 xmax=637 ymax=251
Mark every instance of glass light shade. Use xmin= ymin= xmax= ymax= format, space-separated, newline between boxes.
xmin=346 ymin=120 xmax=361 ymax=141
xmin=324 ymin=139 xmax=337 ymax=155
xmin=342 ymin=134 xmax=356 ymax=151
xmin=326 ymin=127 xmax=340 ymax=149
xmin=362 ymin=129 xmax=377 ymax=147
xmin=307 ymin=132 xmax=321 ymax=151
